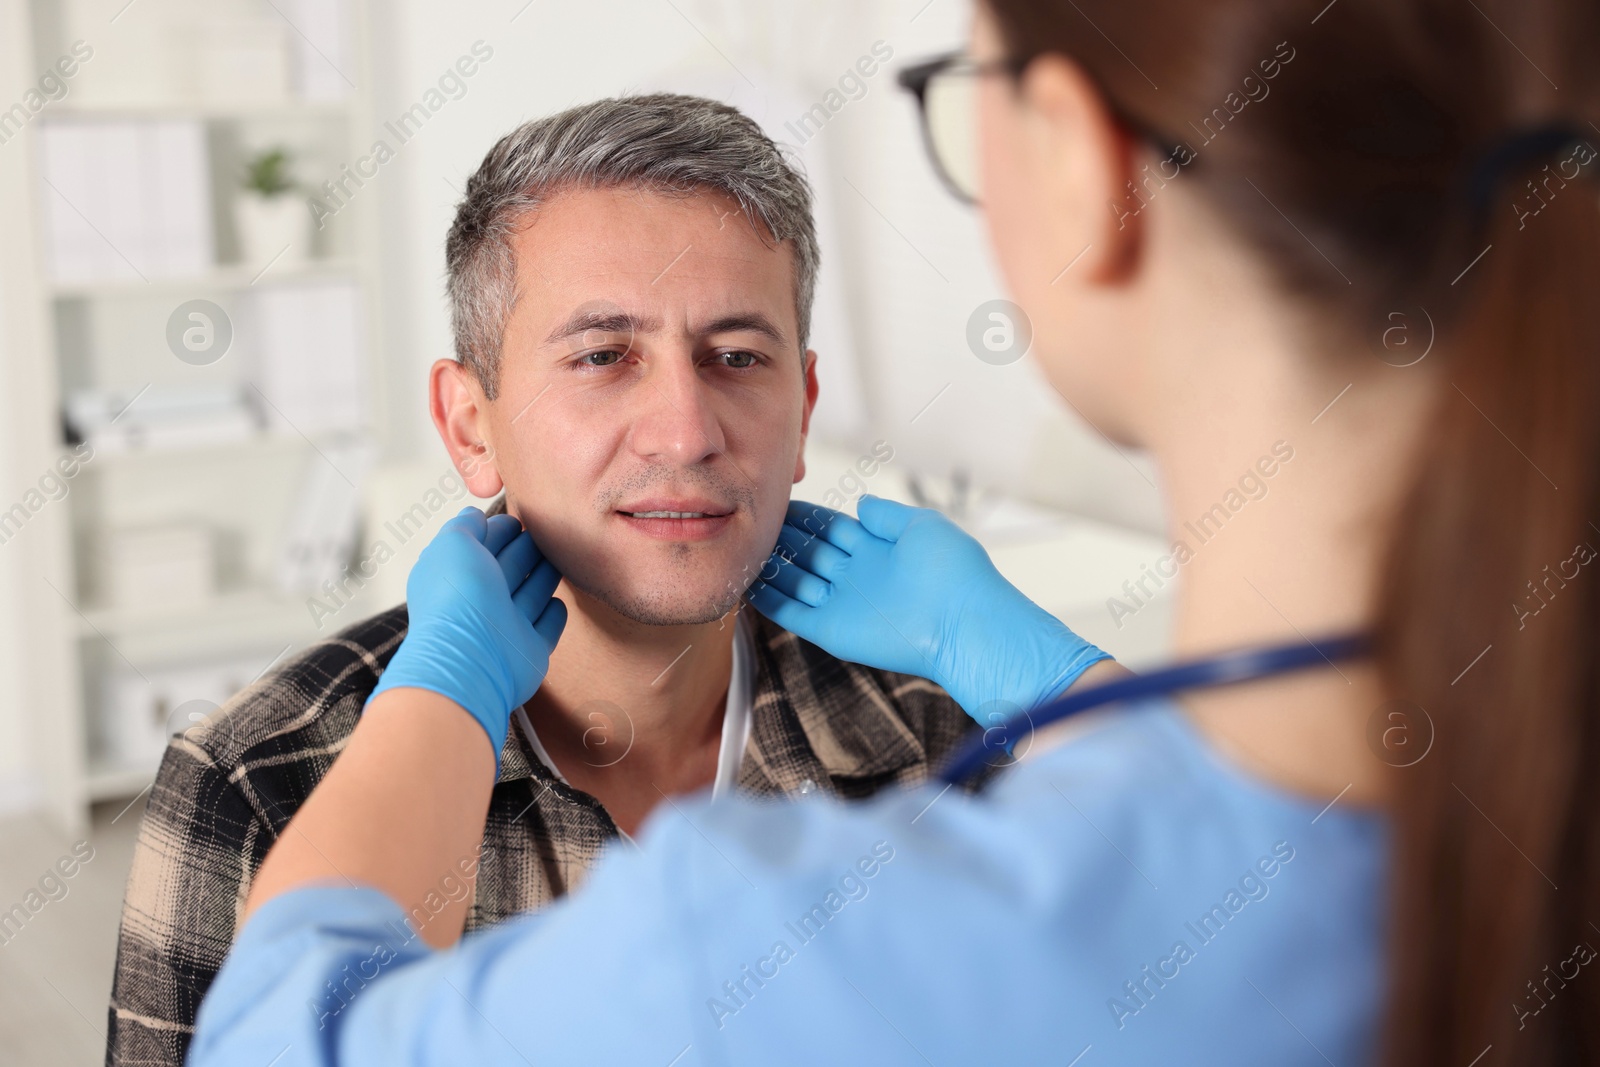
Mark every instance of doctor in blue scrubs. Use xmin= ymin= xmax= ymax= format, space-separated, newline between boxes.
xmin=189 ymin=0 xmax=1600 ymax=1063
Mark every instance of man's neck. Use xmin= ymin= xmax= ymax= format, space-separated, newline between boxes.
xmin=521 ymin=581 xmax=739 ymax=834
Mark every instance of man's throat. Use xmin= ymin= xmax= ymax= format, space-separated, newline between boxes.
xmin=518 ymin=600 xmax=742 ymax=835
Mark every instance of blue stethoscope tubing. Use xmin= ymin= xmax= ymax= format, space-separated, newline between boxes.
xmin=938 ymin=632 xmax=1373 ymax=786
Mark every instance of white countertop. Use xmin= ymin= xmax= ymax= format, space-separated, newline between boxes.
xmin=792 ymin=442 xmax=1176 ymax=668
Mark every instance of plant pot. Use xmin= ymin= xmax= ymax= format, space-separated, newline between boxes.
xmin=236 ymin=193 xmax=309 ymax=268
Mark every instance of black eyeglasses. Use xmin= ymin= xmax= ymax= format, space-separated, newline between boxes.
xmin=896 ymin=51 xmax=1027 ymax=205
xmin=898 ymin=50 xmax=1194 ymax=207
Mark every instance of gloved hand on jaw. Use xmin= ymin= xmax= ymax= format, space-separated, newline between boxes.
xmin=365 ymin=507 xmax=567 ymax=766
xmin=745 ymin=495 xmax=1112 ymax=725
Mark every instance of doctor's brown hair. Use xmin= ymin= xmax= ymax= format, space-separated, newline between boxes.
xmin=983 ymin=0 xmax=1600 ymax=1063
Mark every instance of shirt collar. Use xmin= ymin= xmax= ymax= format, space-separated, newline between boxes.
xmin=738 ymin=611 xmax=928 ymax=792
xmin=491 ymin=609 xmax=928 ymax=792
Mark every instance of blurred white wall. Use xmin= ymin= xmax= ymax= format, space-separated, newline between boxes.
xmin=0 ymin=276 xmax=40 ymax=812
xmin=0 ymin=0 xmax=84 ymax=819
xmin=363 ymin=0 xmax=1163 ymax=534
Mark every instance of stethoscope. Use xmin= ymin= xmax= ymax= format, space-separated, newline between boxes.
xmin=938 ymin=632 xmax=1372 ymax=786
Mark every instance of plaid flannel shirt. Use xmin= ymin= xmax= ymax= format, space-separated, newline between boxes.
xmin=104 ymin=600 xmax=984 ymax=1066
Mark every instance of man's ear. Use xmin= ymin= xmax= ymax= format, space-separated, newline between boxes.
xmin=429 ymin=358 xmax=504 ymax=497
xmin=793 ymin=348 xmax=820 ymax=484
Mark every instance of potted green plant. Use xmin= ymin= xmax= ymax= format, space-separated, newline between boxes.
xmin=236 ymin=146 xmax=308 ymax=267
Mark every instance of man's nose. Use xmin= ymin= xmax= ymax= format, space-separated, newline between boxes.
xmin=627 ymin=356 xmax=726 ymax=466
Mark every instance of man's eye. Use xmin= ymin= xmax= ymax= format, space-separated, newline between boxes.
xmin=582 ymin=349 xmax=624 ymax=367
xmin=719 ymin=351 xmax=758 ymax=369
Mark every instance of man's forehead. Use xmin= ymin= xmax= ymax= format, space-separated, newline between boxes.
xmin=508 ymin=186 xmax=799 ymax=345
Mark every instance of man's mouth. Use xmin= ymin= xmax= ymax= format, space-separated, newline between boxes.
xmin=615 ymin=498 xmax=734 ymax=541
xmin=621 ymin=510 xmax=718 ymax=519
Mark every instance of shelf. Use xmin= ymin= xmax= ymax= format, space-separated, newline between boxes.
xmin=64 ymin=426 xmax=370 ymax=469
xmin=77 ymin=585 xmax=311 ymax=637
xmin=86 ymin=761 xmax=158 ymax=804
xmin=74 ymin=586 xmax=321 ymax=671
xmin=44 ymin=100 xmax=355 ymax=123
xmin=4 ymin=0 xmax=382 ymax=831
xmin=50 ymin=257 xmax=363 ymax=300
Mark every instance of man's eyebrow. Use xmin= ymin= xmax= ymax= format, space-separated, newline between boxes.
xmin=544 ymin=309 xmax=659 ymax=346
xmin=542 ymin=309 xmax=790 ymax=348
xmin=698 ymin=313 xmax=789 ymax=347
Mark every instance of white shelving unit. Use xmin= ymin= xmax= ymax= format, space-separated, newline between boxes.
xmin=0 ymin=0 xmax=384 ymax=831
xmin=48 ymin=256 xmax=362 ymax=299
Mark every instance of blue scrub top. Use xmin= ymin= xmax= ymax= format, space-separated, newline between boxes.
xmin=189 ymin=700 xmax=1388 ymax=1066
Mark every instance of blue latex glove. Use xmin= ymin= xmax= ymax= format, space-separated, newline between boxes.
xmin=746 ymin=495 xmax=1111 ymax=726
xmin=366 ymin=507 xmax=567 ymax=765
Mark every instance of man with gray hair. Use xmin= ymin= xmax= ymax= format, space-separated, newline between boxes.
xmin=106 ymin=93 xmax=981 ymax=1067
